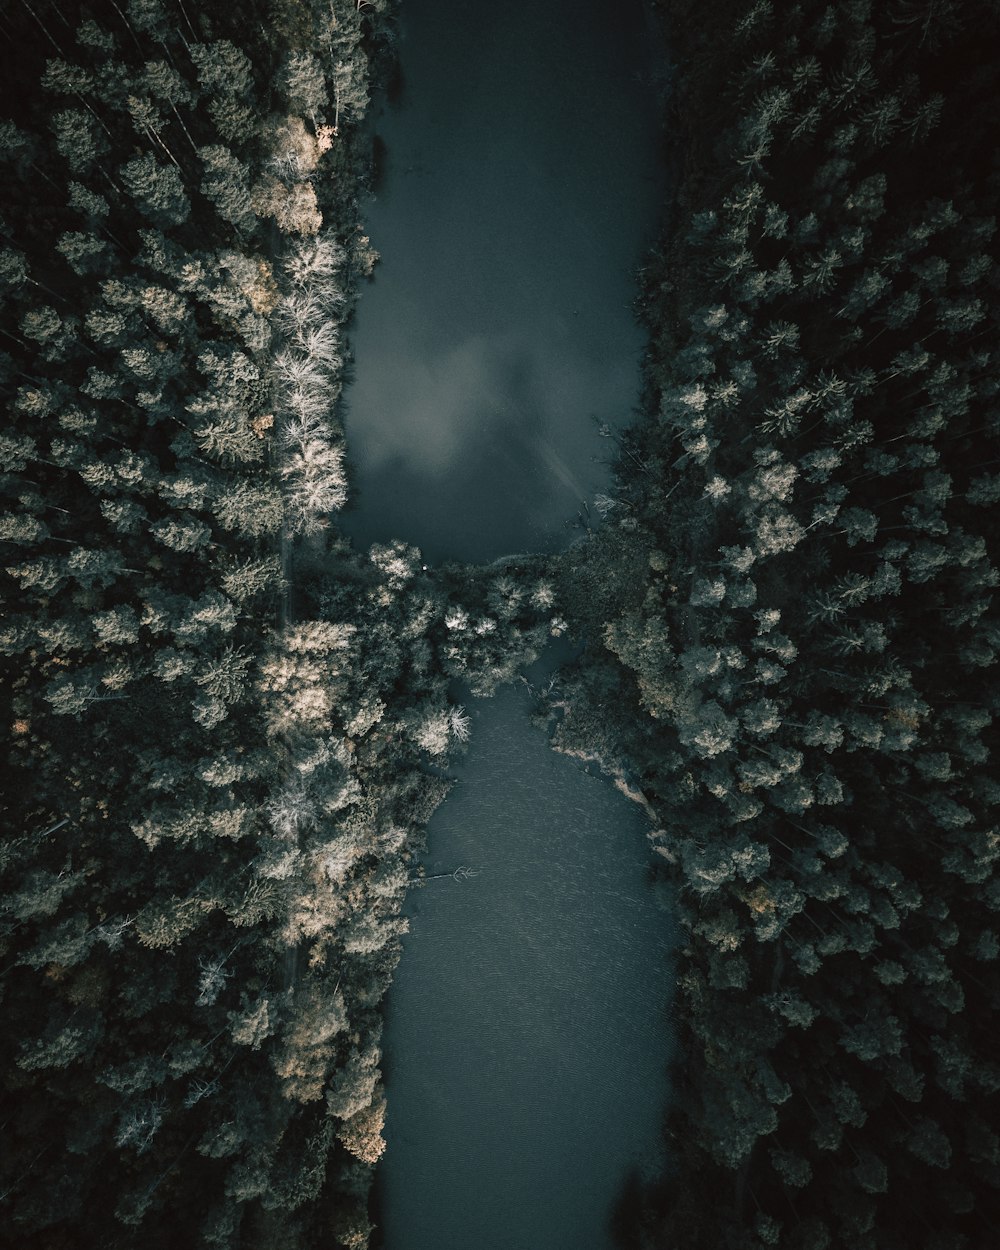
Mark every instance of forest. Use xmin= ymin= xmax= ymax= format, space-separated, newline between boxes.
xmin=553 ymin=0 xmax=1000 ymax=1246
xmin=1 ymin=1 xmax=446 ymax=1245
xmin=1 ymin=0 xmax=999 ymax=1248
xmin=0 ymin=8 xmax=557 ymax=1245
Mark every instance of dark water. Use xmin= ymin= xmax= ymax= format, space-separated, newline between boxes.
xmin=342 ymin=2 xmax=676 ymax=1247
xmin=342 ymin=0 xmax=664 ymax=565
xmin=375 ymin=686 xmax=674 ymax=1250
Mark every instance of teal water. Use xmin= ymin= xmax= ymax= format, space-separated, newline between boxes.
xmin=342 ymin=0 xmax=664 ymax=565
xmin=341 ymin=1 xmax=677 ymax=1245
xmin=375 ymin=685 xmax=675 ymax=1250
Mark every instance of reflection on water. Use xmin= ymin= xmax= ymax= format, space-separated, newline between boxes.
xmin=347 ymin=324 xmax=631 ymax=484
xmin=341 ymin=0 xmax=664 ymax=564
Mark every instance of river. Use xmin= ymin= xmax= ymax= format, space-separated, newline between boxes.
xmin=340 ymin=1 xmax=675 ymax=1246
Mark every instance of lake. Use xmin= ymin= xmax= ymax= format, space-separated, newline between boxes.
xmin=341 ymin=0 xmax=665 ymax=565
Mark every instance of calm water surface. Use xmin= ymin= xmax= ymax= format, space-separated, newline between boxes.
xmin=342 ymin=1 xmax=677 ymax=1246
xmin=342 ymin=0 xmax=664 ymax=564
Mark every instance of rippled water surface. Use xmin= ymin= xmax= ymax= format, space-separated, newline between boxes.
xmin=375 ymin=686 xmax=675 ymax=1250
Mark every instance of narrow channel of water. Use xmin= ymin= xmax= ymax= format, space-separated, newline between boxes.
xmin=340 ymin=1 xmax=676 ymax=1246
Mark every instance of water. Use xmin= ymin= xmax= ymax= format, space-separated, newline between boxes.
xmin=375 ymin=685 xmax=674 ymax=1250
xmin=341 ymin=0 xmax=664 ymax=565
xmin=340 ymin=1 xmax=677 ymax=1246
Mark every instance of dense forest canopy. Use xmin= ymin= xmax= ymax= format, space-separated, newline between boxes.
xmin=2 ymin=0 xmax=999 ymax=1247
xmin=0 ymin=7 xmax=560 ymax=1245
xmin=552 ymin=0 xmax=1000 ymax=1246
xmin=0 ymin=1 xmax=443 ymax=1245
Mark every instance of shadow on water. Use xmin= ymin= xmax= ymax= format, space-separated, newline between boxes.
xmin=369 ymin=133 xmax=388 ymax=195
xmin=384 ymin=58 xmax=406 ymax=109
xmin=608 ymin=1100 xmax=691 ymax=1250
xmin=610 ymin=1168 xmax=646 ymax=1249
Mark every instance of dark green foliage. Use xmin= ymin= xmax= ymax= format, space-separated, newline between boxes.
xmin=8 ymin=0 xmax=999 ymax=1246
xmin=0 ymin=2 xmax=405 ymax=1247
xmin=551 ymin=0 xmax=1000 ymax=1245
